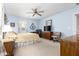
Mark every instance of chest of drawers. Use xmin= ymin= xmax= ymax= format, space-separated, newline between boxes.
xmin=61 ymin=35 xmax=79 ymax=56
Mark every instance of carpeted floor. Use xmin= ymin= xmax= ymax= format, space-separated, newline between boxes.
xmin=14 ymin=38 xmax=60 ymax=56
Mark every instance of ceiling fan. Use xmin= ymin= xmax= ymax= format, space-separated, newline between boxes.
xmin=27 ymin=8 xmax=44 ymax=16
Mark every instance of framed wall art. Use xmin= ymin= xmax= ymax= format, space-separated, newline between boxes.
xmin=10 ymin=22 xmax=15 ymax=27
xmin=30 ymin=23 xmax=36 ymax=30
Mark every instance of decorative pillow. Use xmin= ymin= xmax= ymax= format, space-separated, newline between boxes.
xmin=4 ymin=32 xmax=17 ymax=40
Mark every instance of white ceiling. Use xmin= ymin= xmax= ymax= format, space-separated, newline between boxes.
xmin=4 ymin=3 xmax=76 ymax=20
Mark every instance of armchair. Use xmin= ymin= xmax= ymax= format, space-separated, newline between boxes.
xmin=52 ymin=32 xmax=61 ymax=41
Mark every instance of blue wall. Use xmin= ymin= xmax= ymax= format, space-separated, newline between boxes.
xmin=7 ymin=16 xmax=39 ymax=33
xmin=39 ymin=5 xmax=79 ymax=37
xmin=7 ymin=16 xmax=19 ymax=33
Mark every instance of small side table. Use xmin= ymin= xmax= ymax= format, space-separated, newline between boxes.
xmin=3 ymin=39 xmax=14 ymax=56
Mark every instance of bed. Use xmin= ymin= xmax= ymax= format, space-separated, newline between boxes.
xmin=15 ymin=33 xmax=40 ymax=47
xmin=4 ymin=32 xmax=40 ymax=47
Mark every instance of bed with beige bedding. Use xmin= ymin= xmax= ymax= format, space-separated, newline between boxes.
xmin=4 ymin=32 xmax=40 ymax=48
xmin=15 ymin=33 xmax=40 ymax=47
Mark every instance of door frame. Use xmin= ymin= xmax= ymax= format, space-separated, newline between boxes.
xmin=73 ymin=12 xmax=79 ymax=35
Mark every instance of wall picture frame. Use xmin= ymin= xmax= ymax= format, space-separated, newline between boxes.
xmin=30 ymin=23 xmax=36 ymax=30
xmin=10 ymin=22 xmax=15 ymax=27
xmin=46 ymin=20 xmax=52 ymax=26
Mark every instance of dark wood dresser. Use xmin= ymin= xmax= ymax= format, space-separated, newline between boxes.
xmin=32 ymin=31 xmax=53 ymax=40
xmin=41 ymin=31 xmax=53 ymax=40
xmin=60 ymin=35 xmax=79 ymax=56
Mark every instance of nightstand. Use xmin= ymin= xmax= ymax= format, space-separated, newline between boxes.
xmin=3 ymin=39 xmax=14 ymax=56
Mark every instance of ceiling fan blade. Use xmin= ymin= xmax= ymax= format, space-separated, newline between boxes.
xmin=37 ymin=13 xmax=42 ymax=16
xmin=35 ymin=8 xmax=38 ymax=11
xmin=32 ymin=13 xmax=36 ymax=16
xmin=32 ymin=8 xmax=38 ymax=12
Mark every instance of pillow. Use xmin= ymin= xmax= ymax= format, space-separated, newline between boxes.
xmin=4 ymin=32 xmax=17 ymax=40
xmin=3 ymin=38 xmax=14 ymax=42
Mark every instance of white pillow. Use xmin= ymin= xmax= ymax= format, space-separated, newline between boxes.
xmin=4 ymin=32 xmax=17 ymax=40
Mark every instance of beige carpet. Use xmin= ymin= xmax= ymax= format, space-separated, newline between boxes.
xmin=14 ymin=38 xmax=60 ymax=56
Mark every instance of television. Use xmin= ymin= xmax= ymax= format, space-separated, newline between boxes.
xmin=44 ymin=26 xmax=51 ymax=31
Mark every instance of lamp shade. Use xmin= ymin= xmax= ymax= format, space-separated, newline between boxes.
xmin=2 ymin=25 xmax=12 ymax=32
